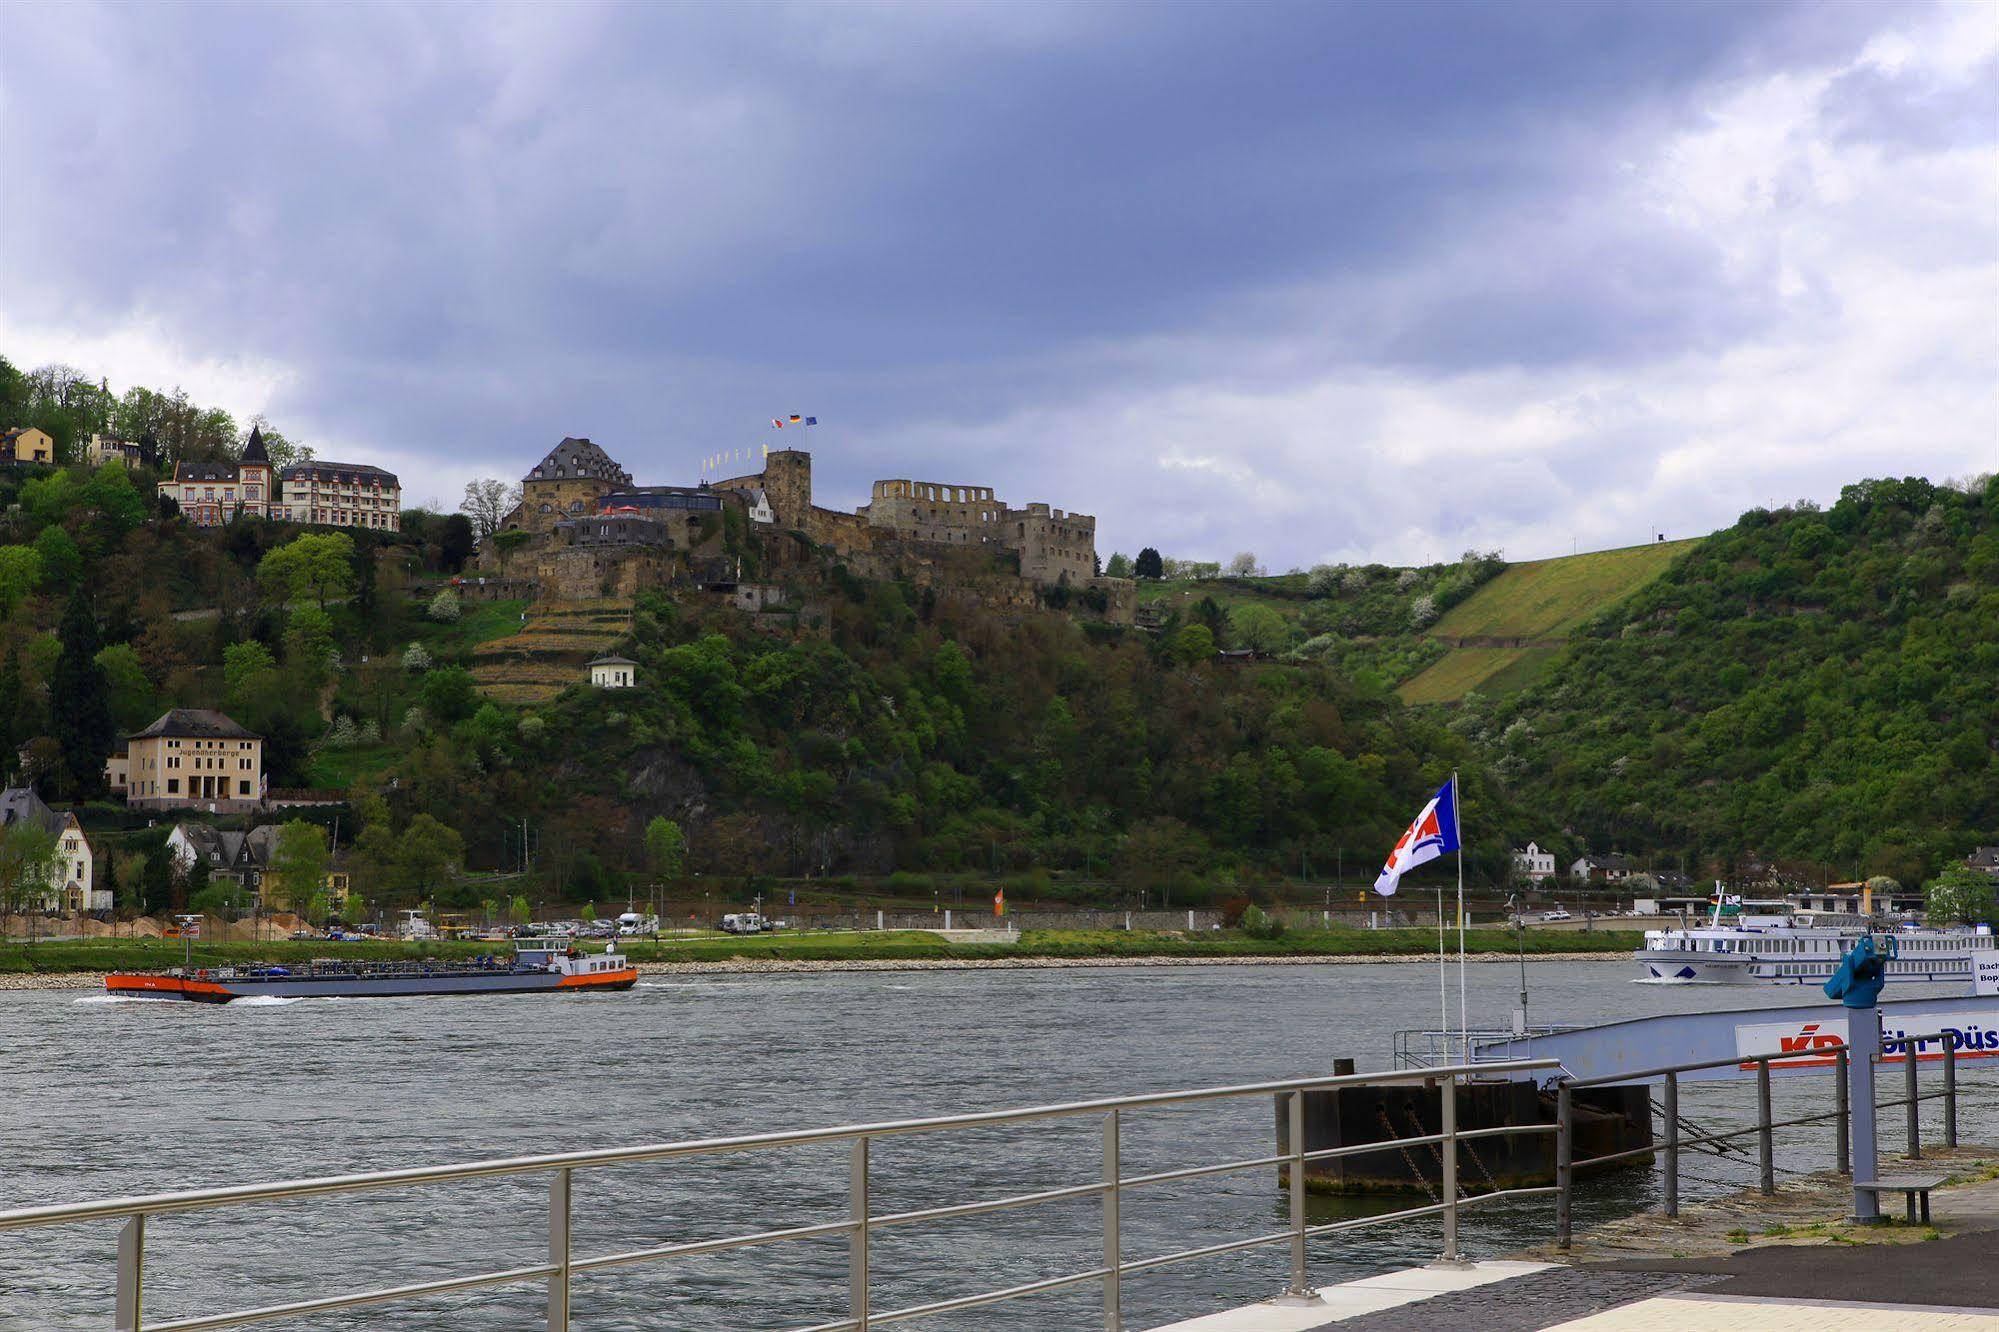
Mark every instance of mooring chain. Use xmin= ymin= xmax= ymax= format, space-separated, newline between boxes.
xmin=1376 ymin=1105 xmax=1440 ymax=1203
xmin=1402 ymin=1105 xmax=1500 ymax=1196
xmin=1649 ymin=1096 xmax=1752 ymax=1160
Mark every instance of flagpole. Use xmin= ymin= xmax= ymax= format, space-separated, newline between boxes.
xmin=1436 ymin=879 xmax=1448 ymax=1064
xmin=1455 ymin=769 xmax=1467 ymax=1065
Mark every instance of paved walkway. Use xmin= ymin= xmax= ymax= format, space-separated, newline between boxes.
xmin=1152 ymin=1158 xmax=1999 ymax=1330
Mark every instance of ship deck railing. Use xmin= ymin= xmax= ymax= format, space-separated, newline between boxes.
xmin=0 ymin=1057 xmax=1565 ymax=1332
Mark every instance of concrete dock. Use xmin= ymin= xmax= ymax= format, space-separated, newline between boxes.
xmin=1152 ymin=1151 xmax=1999 ymax=1330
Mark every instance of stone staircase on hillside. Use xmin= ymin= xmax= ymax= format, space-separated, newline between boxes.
xmin=470 ymin=599 xmax=633 ymax=704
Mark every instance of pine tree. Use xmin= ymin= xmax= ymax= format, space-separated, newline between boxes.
xmin=52 ymin=590 xmax=114 ymax=798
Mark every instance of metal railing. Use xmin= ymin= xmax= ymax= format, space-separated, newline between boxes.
xmin=0 ymin=1058 xmax=1562 ymax=1332
xmin=1554 ymin=1029 xmax=1968 ymax=1247
xmin=1393 ymin=1026 xmax=1580 ymax=1069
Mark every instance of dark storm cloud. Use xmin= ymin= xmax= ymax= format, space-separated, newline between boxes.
xmin=2 ymin=0 xmax=1988 ymax=556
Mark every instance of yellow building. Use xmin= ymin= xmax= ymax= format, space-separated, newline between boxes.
xmin=106 ymin=709 xmax=264 ymax=813
xmin=0 ymin=426 xmax=56 ymax=465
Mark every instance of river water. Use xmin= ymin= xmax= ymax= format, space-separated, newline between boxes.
xmin=1 ymin=960 xmax=1989 ymax=1331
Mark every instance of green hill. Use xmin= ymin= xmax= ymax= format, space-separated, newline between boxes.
xmin=1467 ymin=476 xmax=1999 ymax=882
xmin=1398 ymin=540 xmax=1696 ymax=702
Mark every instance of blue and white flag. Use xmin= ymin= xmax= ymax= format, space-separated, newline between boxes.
xmin=1372 ymin=778 xmax=1460 ymax=897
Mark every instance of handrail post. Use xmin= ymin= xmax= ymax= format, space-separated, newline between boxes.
xmin=1279 ymin=1090 xmax=1317 ymax=1295
xmin=1756 ymin=1058 xmax=1774 ymax=1196
xmin=1904 ymin=1038 xmax=1921 ymax=1160
xmin=115 ymin=1213 xmax=144 ymax=1332
xmin=548 ymin=1168 xmax=570 ymax=1332
xmin=1834 ymin=1046 xmax=1850 ymax=1176
xmin=850 ymin=1137 xmax=870 ymax=1331
xmin=1662 ymin=1073 xmax=1679 ymax=1219
xmin=1432 ymin=1073 xmax=1470 ymax=1267
xmin=1103 ymin=1110 xmax=1121 ymax=1331
xmin=1555 ymin=1082 xmax=1572 ymax=1250
xmin=1944 ymin=1033 xmax=1958 ymax=1149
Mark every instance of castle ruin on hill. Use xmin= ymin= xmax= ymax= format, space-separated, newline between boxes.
xmin=488 ymin=438 xmax=1133 ymax=623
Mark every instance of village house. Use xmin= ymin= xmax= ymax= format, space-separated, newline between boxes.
xmin=0 ymin=787 xmax=100 ymax=913
xmin=588 ymin=655 xmax=637 ymax=689
xmin=84 ymin=432 xmax=158 ymax=469
xmin=105 ymin=709 xmax=264 ymax=813
xmin=165 ymin=822 xmax=348 ymax=908
xmin=1511 ymin=841 xmax=1556 ymax=884
xmin=159 ymin=426 xmax=276 ymax=525
xmin=1969 ymin=846 xmax=1999 ymax=882
xmin=1569 ymin=852 xmax=1635 ymax=883
xmin=0 ymin=425 xmax=56 ymax=466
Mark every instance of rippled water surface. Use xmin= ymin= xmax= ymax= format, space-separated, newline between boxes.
xmin=2 ymin=961 xmax=1990 ymax=1330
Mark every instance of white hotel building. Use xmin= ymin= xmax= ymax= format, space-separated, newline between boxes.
xmin=276 ymin=461 xmax=402 ymax=531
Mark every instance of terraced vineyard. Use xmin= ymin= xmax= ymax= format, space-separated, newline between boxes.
xmin=1397 ymin=539 xmax=1697 ymax=703
xmin=469 ymin=599 xmax=633 ymax=704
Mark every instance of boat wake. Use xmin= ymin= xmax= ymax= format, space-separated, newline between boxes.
xmin=1628 ymin=976 xmax=1727 ymax=986
xmin=74 ymin=993 xmax=177 ymax=1005
xmin=230 ymin=995 xmax=307 ymax=1007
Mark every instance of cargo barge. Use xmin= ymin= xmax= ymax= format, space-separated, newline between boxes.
xmin=105 ymin=939 xmax=638 ymax=1003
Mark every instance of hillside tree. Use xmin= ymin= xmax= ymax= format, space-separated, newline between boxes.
xmin=1925 ymin=867 xmax=1995 ymax=925
xmin=460 ymin=478 xmax=521 ymax=538
xmin=268 ymin=821 xmax=331 ymax=918
xmin=257 ymin=533 xmax=356 ymax=610
xmin=51 ymin=590 xmax=113 ymax=797
xmin=1134 ymin=547 xmax=1164 ymax=579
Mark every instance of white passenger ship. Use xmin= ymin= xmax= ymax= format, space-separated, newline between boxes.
xmin=1634 ymin=900 xmax=1995 ymax=985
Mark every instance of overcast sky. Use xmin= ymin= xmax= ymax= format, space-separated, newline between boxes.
xmin=3 ymin=0 xmax=1994 ymax=567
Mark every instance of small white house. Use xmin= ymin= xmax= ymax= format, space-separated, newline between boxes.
xmin=589 ymin=655 xmax=637 ymax=689
xmin=1512 ymin=841 xmax=1555 ymax=884
xmin=744 ymin=488 xmax=775 ymax=525
xmin=0 ymin=787 xmax=99 ymax=912
xmin=1570 ymin=853 xmax=1635 ymax=883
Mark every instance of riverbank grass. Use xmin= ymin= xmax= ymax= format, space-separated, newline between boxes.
xmin=0 ymin=927 xmax=1641 ymax=974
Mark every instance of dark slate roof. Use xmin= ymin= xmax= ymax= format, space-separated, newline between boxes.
xmin=1578 ymin=852 xmax=1635 ymax=870
xmin=589 ymin=655 xmax=638 ymax=667
xmin=240 ymin=426 xmax=269 ymax=464
xmin=128 ymin=709 xmax=260 ymax=741
xmin=527 ymin=437 xmax=632 ymax=485
xmin=281 ymin=460 xmax=399 ymax=486
xmin=1971 ymin=846 xmax=1999 ymax=870
xmin=176 ymin=824 xmax=287 ymax=871
xmin=0 ymin=787 xmax=68 ymax=837
xmin=172 ymin=462 xmax=241 ymax=483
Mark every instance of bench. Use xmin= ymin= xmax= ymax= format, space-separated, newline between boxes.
xmin=1854 ymin=1173 xmax=1948 ymax=1223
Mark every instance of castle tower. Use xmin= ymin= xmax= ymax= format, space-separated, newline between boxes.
xmin=760 ymin=449 xmax=813 ymax=530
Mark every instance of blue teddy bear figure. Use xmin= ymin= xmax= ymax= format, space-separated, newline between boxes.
xmin=1824 ymin=934 xmax=1897 ymax=1009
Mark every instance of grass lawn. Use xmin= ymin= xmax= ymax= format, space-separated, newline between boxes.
xmin=305 ymin=742 xmax=401 ymax=790
xmin=0 ymin=927 xmax=1643 ymax=974
xmin=1428 ymin=541 xmax=1696 ymax=641
xmin=414 ymin=599 xmax=529 ymax=654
